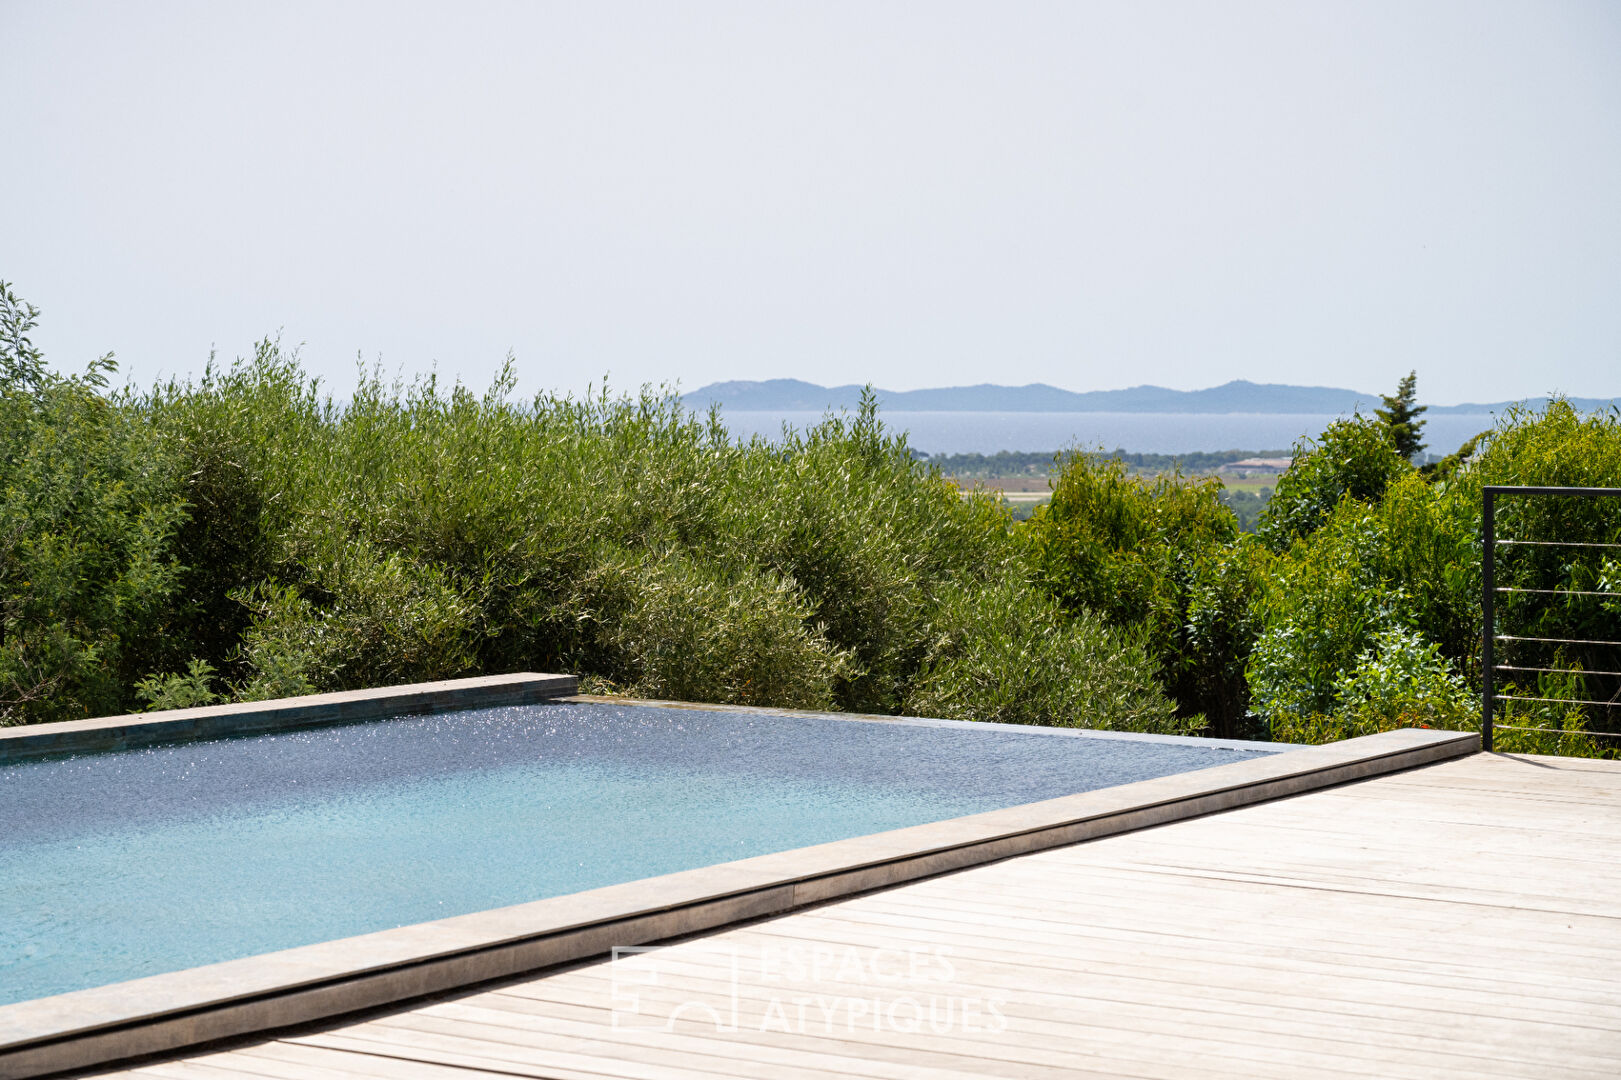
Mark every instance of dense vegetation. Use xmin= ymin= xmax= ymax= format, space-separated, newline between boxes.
xmin=1025 ymin=405 xmax=1621 ymax=753
xmin=0 ymin=284 xmax=1183 ymax=734
xmin=4 ymin=283 xmax=1618 ymax=753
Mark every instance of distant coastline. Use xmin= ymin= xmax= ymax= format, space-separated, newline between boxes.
xmin=712 ymin=410 xmax=1505 ymax=458
xmin=683 ymin=378 xmax=1617 ymax=416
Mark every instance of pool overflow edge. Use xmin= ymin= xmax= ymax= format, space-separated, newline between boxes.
xmin=562 ymin=693 xmax=1282 ymax=752
xmin=0 ymin=682 xmax=1476 ymax=1080
xmin=0 ymin=673 xmax=579 ymax=764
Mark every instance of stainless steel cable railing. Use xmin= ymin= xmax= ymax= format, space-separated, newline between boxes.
xmin=1482 ymin=485 xmax=1621 ymax=752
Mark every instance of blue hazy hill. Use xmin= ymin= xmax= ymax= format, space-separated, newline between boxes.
xmin=683 ymin=379 xmax=1616 ymax=415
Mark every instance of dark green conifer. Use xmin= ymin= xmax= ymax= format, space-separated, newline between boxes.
xmin=1376 ymin=370 xmax=1427 ymax=461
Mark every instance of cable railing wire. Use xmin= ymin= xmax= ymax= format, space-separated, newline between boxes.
xmin=1495 ymin=694 xmax=1620 ymax=708
xmin=1496 ymin=664 xmax=1621 ymax=679
xmin=1498 ymin=539 xmax=1621 ymax=549
xmin=1494 ymin=634 xmax=1621 ymax=648
xmin=1482 ymin=485 xmax=1621 ymax=753
xmin=1494 ymin=724 xmax=1621 ymax=740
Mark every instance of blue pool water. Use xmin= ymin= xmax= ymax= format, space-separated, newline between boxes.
xmin=0 ymin=702 xmax=1277 ymax=1004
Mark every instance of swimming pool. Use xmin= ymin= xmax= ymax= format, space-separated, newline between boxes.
xmin=0 ymin=699 xmax=1279 ymax=1005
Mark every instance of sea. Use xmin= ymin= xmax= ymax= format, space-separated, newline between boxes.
xmin=713 ymin=410 xmax=1500 ymax=457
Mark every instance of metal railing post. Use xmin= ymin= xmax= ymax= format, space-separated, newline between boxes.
xmin=1481 ymin=488 xmax=1495 ymax=753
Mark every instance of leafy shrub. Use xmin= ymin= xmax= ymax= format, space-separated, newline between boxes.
xmin=1333 ymin=625 xmax=1474 ymax=729
xmin=1030 ymin=453 xmax=1237 ymax=628
xmin=1247 ymin=523 xmax=1391 ymax=727
xmin=232 ymin=543 xmax=482 ymax=700
xmin=1027 ymin=453 xmax=1246 ymax=728
xmin=1494 ymin=666 xmax=1609 ymax=757
xmin=136 ymin=659 xmax=224 ymax=711
xmin=1269 ymin=625 xmax=1473 ymax=744
xmin=903 ymin=578 xmax=1192 ymax=733
xmin=139 ymin=347 xmax=301 ymax=681
xmin=565 ymin=551 xmax=851 ymax=709
xmin=1248 ymin=471 xmax=1478 ymax=733
xmin=0 ymin=283 xmax=188 ymax=724
xmin=711 ymin=409 xmax=1020 ymax=714
xmin=1273 ymin=631 xmax=1607 ymax=757
xmin=1257 ymin=416 xmax=1411 ymax=551
xmin=1180 ymin=538 xmax=1272 ymax=739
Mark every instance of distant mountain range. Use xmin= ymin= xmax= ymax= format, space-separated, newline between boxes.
xmin=682 ymin=379 xmax=1617 ymax=415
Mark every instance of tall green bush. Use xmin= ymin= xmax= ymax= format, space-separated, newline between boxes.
xmin=1180 ymin=537 xmax=1272 ymax=739
xmin=565 ymin=551 xmax=852 ymax=709
xmin=1257 ymin=416 xmax=1412 ymax=551
xmin=1027 ymin=453 xmax=1255 ymax=733
xmin=140 ymin=345 xmax=310 ymax=683
xmin=1456 ymin=401 xmax=1621 ymax=739
xmin=1247 ymin=472 xmax=1477 ymax=732
xmin=0 ymin=283 xmax=188 ymax=723
xmin=903 ymin=577 xmax=1192 ymax=733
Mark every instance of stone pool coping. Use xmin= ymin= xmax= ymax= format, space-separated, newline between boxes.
xmin=0 ymin=716 xmax=1477 ymax=1079
xmin=0 ymin=673 xmax=578 ymax=765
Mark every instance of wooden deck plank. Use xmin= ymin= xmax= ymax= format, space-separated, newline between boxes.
xmin=463 ymin=992 xmax=1277 ymax=1080
xmin=503 ymin=959 xmax=1621 ymax=1065
xmin=726 ymin=910 xmax=1621 ymax=1005
xmin=92 ymin=752 xmax=1621 ymax=1079
xmin=979 ymin=857 xmax=1621 ymax=921
xmin=242 ymin=1038 xmax=648 ymax=1080
xmin=295 ymin=1026 xmax=884 ymax=1080
xmin=1116 ymin=802 xmax=1621 ymax=842
xmin=294 ymin=1029 xmax=762 ymax=1080
xmin=378 ymin=986 xmax=1567 ymax=1080
xmin=124 ymin=1063 xmax=292 ymax=1080
xmin=376 ymin=989 xmax=1475 ymax=1080
xmin=849 ymin=862 xmax=1621 ymax=928
xmin=495 ymin=961 xmax=1621 ymax=1072
xmin=1127 ymin=823 xmax=1621 ymax=854
xmin=825 ymin=891 xmax=1621 ymax=983
xmin=363 ymin=1009 xmax=1071 ymax=1080
xmin=712 ymin=904 xmax=1619 ymax=991
xmin=534 ymin=937 xmax=1621 ymax=1054
xmin=788 ymin=888 xmax=1621 ymax=968
xmin=130 ymin=1044 xmax=500 ymax=1080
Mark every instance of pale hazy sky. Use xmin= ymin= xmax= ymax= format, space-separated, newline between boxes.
xmin=3 ymin=1 xmax=1618 ymax=404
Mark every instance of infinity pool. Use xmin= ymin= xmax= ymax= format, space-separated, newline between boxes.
xmin=0 ymin=701 xmax=1278 ymax=1004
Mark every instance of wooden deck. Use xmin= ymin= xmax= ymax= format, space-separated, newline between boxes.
xmin=102 ymin=752 xmax=1621 ymax=1079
